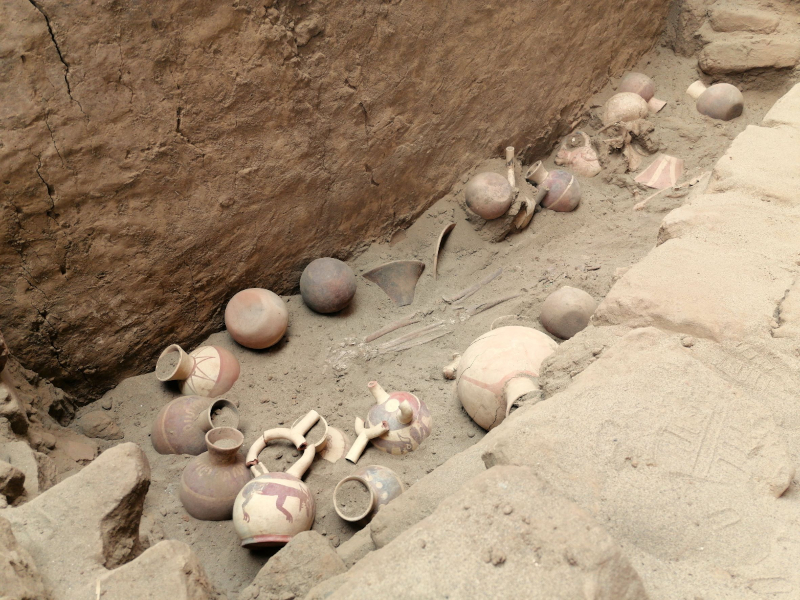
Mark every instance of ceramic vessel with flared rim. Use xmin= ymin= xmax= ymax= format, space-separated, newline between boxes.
xmin=464 ymin=172 xmax=513 ymax=220
xmin=156 ymin=344 xmax=240 ymax=397
xmin=300 ymin=258 xmax=357 ymax=314
xmin=455 ymin=326 xmax=558 ymax=430
xmin=525 ymin=162 xmax=581 ymax=212
xmin=224 ymin=288 xmax=288 ymax=349
xmin=179 ymin=427 xmax=252 ymax=520
xmin=151 ymin=396 xmax=239 ymax=455
xmin=333 ymin=464 xmax=404 ymax=522
xmin=232 ymin=428 xmax=316 ymax=547
xmin=539 ymin=286 xmax=597 ymax=340
xmin=364 ymin=381 xmax=432 ymax=456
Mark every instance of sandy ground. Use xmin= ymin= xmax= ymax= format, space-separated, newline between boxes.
xmin=77 ymin=46 xmax=794 ymax=597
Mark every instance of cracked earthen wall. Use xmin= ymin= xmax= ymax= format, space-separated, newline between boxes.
xmin=0 ymin=0 xmax=671 ymax=408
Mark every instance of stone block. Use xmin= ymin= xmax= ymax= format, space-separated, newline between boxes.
xmin=699 ymin=37 xmax=800 ymax=74
xmin=0 ymin=441 xmax=56 ymax=499
xmin=708 ymin=4 xmax=780 ymax=33
xmin=763 ymin=83 xmax=800 ymax=129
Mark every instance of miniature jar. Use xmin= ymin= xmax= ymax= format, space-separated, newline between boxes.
xmin=300 ymin=258 xmax=357 ymax=314
xmin=151 ymin=395 xmax=239 ymax=455
xmin=464 ymin=172 xmax=514 ymax=220
xmin=525 ymin=162 xmax=581 ymax=212
xmin=180 ymin=427 xmax=252 ymax=520
xmin=333 ymin=465 xmax=404 ymax=522
xmin=225 ymin=288 xmax=288 ymax=349
xmin=156 ymin=344 xmax=240 ymax=397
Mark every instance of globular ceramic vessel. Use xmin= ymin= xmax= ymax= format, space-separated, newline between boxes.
xmin=333 ymin=465 xmax=404 ymax=522
xmin=180 ymin=427 xmax=252 ymax=520
xmin=687 ymin=80 xmax=743 ymax=121
xmin=233 ymin=428 xmax=316 ymax=547
xmin=156 ymin=344 xmax=240 ymax=397
xmin=346 ymin=381 xmax=432 ymax=463
xmin=525 ymin=162 xmax=581 ymax=212
xmin=151 ymin=395 xmax=239 ymax=455
xmin=618 ymin=72 xmax=666 ymax=112
xmin=539 ymin=286 xmax=597 ymax=340
xmin=603 ymin=92 xmax=650 ymax=125
xmin=453 ymin=326 xmax=557 ymax=430
xmin=225 ymin=288 xmax=288 ymax=349
xmin=300 ymin=258 xmax=357 ymax=314
xmin=464 ymin=172 xmax=513 ymax=220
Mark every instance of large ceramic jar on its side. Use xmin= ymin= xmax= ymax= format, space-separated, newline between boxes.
xmin=333 ymin=465 xmax=404 ymax=523
xmin=151 ymin=396 xmax=239 ymax=455
xmin=156 ymin=344 xmax=240 ymax=398
xmin=180 ymin=427 xmax=252 ymax=520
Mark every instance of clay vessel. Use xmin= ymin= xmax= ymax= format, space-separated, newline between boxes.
xmin=225 ymin=288 xmax=288 ymax=349
xmin=525 ymin=162 xmax=581 ymax=212
xmin=346 ymin=381 xmax=432 ymax=463
xmin=333 ymin=465 xmax=404 ymax=522
xmin=156 ymin=344 xmax=240 ymax=397
xmin=687 ymin=80 xmax=743 ymax=121
xmin=603 ymin=92 xmax=649 ymax=125
xmin=179 ymin=427 xmax=252 ymax=520
xmin=300 ymin=258 xmax=356 ymax=314
xmin=233 ymin=428 xmax=316 ymax=547
xmin=464 ymin=172 xmax=513 ymax=220
xmin=151 ymin=395 xmax=239 ymax=455
xmin=363 ymin=260 xmax=425 ymax=307
xmin=539 ymin=286 xmax=597 ymax=340
xmin=453 ymin=326 xmax=557 ymax=430
xmin=619 ymin=72 xmax=666 ymax=113
xmin=554 ymin=131 xmax=601 ymax=178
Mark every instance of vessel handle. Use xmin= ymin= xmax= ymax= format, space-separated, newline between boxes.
xmin=245 ymin=427 xmax=307 ymax=477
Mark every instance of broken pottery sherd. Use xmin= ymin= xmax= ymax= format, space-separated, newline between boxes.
xmin=317 ymin=427 xmax=351 ymax=463
xmin=433 ymin=222 xmax=456 ymax=280
xmin=452 ymin=326 xmax=557 ymax=430
xmin=333 ymin=464 xmax=404 ymax=523
xmin=554 ymin=131 xmax=601 ymax=178
xmin=619 ymin=72 xmax=667 ymax=113
xmin=464 ymin=172 xmax=514 ymax=220
xmin=156 ymin=344 xmax=240 ymax=397
xmin=525 ymin=162 xmax=581 ymax=212
xmin=635 ymin=154 xmax=685 ymax=190
xmin=346 ymin=381 xmax=432 ymax=463
xmin=233 ymin=428 xmax=316 ymax=547
xmin=179 ymin=427 xmax=252 ymax=521
xmin=603 ymin=92 xmax=650 ymax=125
xmin=300 ymin=258 xmax=357 ymax=314
xmin=225 ymin=288 xmax=288 ymax=349
xmin=539 ymin=286 xmax=597 ymax=340
xmin=151 ymin=395 xmax=240 ymax=455
xmin=687 ymin=80 xmax=744 ymax=121
xmin=363 ymin=260 xmax=425 ymax=307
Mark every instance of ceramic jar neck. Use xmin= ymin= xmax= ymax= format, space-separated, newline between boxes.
xmin=205 ymin=427 xmax=244 ymax=465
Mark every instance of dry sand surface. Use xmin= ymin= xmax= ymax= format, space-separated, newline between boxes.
xmin=79 ymin=47 xmax=794 ymax=596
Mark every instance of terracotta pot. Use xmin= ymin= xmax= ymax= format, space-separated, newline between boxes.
xmin=151 ymin=395 xmax=239 ymax=455
xmin=464 ymin=172 xmax=513 ymax=220
xmin=619 ymin=72 xmax=667 ymax=112
xmin=156 ymin=344 xmax=240 ymax=397
xmin=603 ymin=92 xmax=649 ymax=125
xmin=225 ymin=288 xmax=288 ymax=349
xmin=300 ymin=258 xmax=356 ymax=314
xmin=525 ymin=162 xmax=581 ymax=212
xmin=454 ymin=326 xmax=557 ymax=430
xmin=539 ymin=286 xmax=597 ymax=340
xmin=333 ymin=465 xmax=404 ymax=522
xmin=687 ymin=80 xmax=743 ymax=121
xmin=346 ymin=381 xmax=432 ymax=463
xmin=179 ymin=427 xmax=252 ymax=520
xmin=233 ymin=428 xmax=316 ymax=547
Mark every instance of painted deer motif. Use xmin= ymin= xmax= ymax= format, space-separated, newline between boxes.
xmin=240 ymin=480 xmax=312 ymax=524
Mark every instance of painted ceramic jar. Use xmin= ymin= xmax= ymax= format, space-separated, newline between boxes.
xmin=156 ymin=344 xmax=240 ymax=397
xmin=224 ymin=288 xmax=288 ymax=349
xmin=233 ymin=428 xmax=316 ymax=547
xmin=151 ymin=395 xmax=239 ymax=455
xmin=333 ymin=465 xmax=404 ymax=522
xmin=179 ymin=427 xmax=252 ymax=520
xmin=464 ymin=172 xmax=514 ymax=220
xmin=455 ymin=326 xmax=557 ymax=430
xmin=525 ymin=162 xmax=581 ymax=212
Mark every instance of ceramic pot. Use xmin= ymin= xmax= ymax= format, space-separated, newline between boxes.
xmin=156 ymin=344 xmax=240 ymax=397
xmin=179 ymin=427 xmax=252 ymax=520
xmin=619 ymin=72 xmax=666 ymax=112
xmin=454 ymin=326 xmax=557 ymax=430
xmin=464 ymin=172 xmax=513 ymax=220
xmin=603 ymin=92 xmax=649 ymax=125
xmin=233 ymin=428 xmax=316 ymax=547
xmin=525 ymin=162 xmax=581 ymax=212
xmin=151 ymin=395 xmax=239 ymax=455
xmin=346 ymin=381 xmax=432 ymax=463
xmin=687 ymin=80 xmax=743 ymax=121
xmin=333 ymin=465 xmax=404 ymax=522
xmin=300 ymin=258 xmax=357 ymax=314
xmin=539 ymin=286 xmax=597 ymax=340
xmin=225 ymin=289 xmax=288 ymax=349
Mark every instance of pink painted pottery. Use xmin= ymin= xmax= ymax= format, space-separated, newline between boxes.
xmin=225 ymin=288 xmax=288 ymax=349
xmin=525 ymin=162 xmax=581 ymax=212
xmin=300 ymin=258 xmax=356 ymax=314
xmin=233 ymin=428 xmax=316 ymax=547
xmin=464 ymin=172 xmax=513 ymax=220
xmin=156 ymin=344 xmax=240 ymax=397
xmin=454 ymin=326 xmax=557 ymax=430
xmin=151 ymin=395 xmax=239 ymax=455
xmin=179 ymin=427 xmax=252 ymax=520
xmin=333 ymin=465 xmax=404 ymax=522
